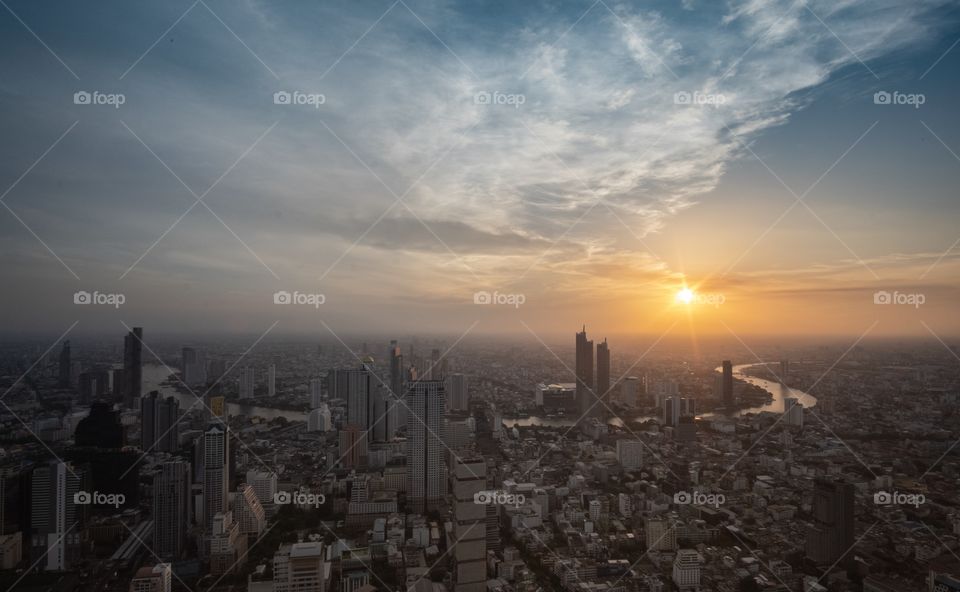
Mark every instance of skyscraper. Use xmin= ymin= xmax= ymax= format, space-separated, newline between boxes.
xmin=267 ymin=364 xmax=276 ymax=397
xmin=309 ymin=378 xmax=323 ymax=409
xmin=181 ymin=347 xmax=206 ymax=387
xmin=30 ymin=461 xmax=88 ymax=571
xmin=141 ymin=391 xmax=180 ymax=453
xmin=721 ymin=360 xmax=733 ymax=407
xmin=576 ymin=326 xmax=595 ymax=419
xmin=389 ymin=341 xmax=407 ymax=430
xmin=805 ymin=478 xmax=855 ymax=565
xmin=124 ymin=328 xmax=143 ymax=409
xmin=152 ymin=461 xmax=190 ymax=559
xmin=596 ymin=338 xmax=610 ymax=406
xmin=446 ymin=373 xmax=469 ymax=412
xmin=407 ymin=380 xmax=446 ymax=513
xmin=451 ymin=457 xmax=486 ymax=592
xmin=339 ymin=424 xmax=367 ymax=468
xmin=202 ymin=424 xmax=229 ymax=530
xmin=784 ymin=397 xmax=803 ymax=428
xmin=58 ymin=340 xmax=71 ymax=388
xmin=239 ymin=367 xmax=256 ymax=399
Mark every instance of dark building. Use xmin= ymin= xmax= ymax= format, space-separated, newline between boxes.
xmin=123 ymin=327 xmax=143 ymax=409
xmin=721 ymin=360 xmax=733 ymax=406
xmin=58 ymin=340 xmax=71 ymax=388
xmin=70 ymin=403 xmax=139 ymax=510
xmin=596 ymin=338 xmax=610 ymax=406
xmin=141 ymin=391 xmax=180 ymax=453
xmin=74 ymin=402 xmax=124 ymax=449
xmin=805 ymin=478 xmax=855 ymax=565
xmin=78 ymin=368 xmax=110 ymax=404
xmin=576 ymin=326 xmax=595 ymax=419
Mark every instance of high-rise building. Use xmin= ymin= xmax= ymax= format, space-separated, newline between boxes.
xmin=805 ymin=478 xmax=855 ymax=565
xmin=576 ymin=327 xmax=595 ymax=420
xmin=202 ymin=424 xmax=229 ymax=530
xmin=30 ymin=461 xmax=88 ymax=571
xmin=274 ymin=542 xmax=327 ymax=592
xmin=310 ymin=378 xmax=324 ymax=409
xmin=451 ymin=458 xmax=486 ymax=592
xmin=779 ymin=359 xmax=790 ymax=384
xmin=616 ymin=440 xmax=643 ymax=470
xmin=208 ymin=511 xmax=246 ymax=575
xmin=181 ymin=347 xmax=207 ymax=387
xmin=784 ymin=396 xmax=803 ymax=427
xmin=622 ymin=376 xmax=641 ymax=408
xmin=141 ymin=392 xmax=180 ymax=453
xmin=58 ymin=340 xmax=71 ymax=388
xmin=721 ymin=360 xmax=733 ymax=407
xmin=124 ymin=328 xmax=143 ymax=409
xmin=268 ymin=364 xmax=276 ymax=397
xmin=239 ymin=367 xmax=256 ymax=399
xmin=234 ymin=484 xmax=266 ymax=536
xmin=245 ymin=470 xmax=277 ymax=506
xmin=129 ymin=563 xmax=172 ymax=592
xmin=672 ymin=549 xmax=701 ymax=591
xmin=664 ymin=396 xmax=681 ymax=427
xmin=406 ymin=380 xmax=446 ymax=513
xmin=339 ymin=424 xmax=368 ymax=468
xmin=645 ymin=517 xmax=677 ymax=551
xmin=389 ymin=341 xmax=406 ymax=429
xmin=152 ymin=461 xmax=190 ymax=559
xmin=446 ymin=373 xmax=469 ymax=412
xmin=596 ymin=338 xmax=610 ymax=406
xmin=308 ymin=405 xmax=332 ymax=432
xmin=79 ymin=368 xmax=110 ymax=404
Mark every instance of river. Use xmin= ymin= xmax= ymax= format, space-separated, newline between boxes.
xmin=141 ymin=364 xmax=308 ymax=422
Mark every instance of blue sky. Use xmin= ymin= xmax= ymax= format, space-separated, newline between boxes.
xmin=1 ymin=0 xmax=958 ymax=338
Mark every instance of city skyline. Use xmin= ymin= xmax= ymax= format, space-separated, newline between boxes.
xmin=0 ymin=1 xmax=958 ymax=338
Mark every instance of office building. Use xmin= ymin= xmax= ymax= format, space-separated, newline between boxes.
xmin=339 ymin=424 xmax=368 ymax=468
xmin=310 ymin=378 xmax=324 ymax=408
xmin=784 ymin=396 xmax=803 ymax=427
xmin=622 ymin=376 xmax=641 ymax=407
xmin=576 ymin=326 xmax=595 ymax=419
xmin=721 ymin=360 xmax=733 ymax=407
xmin=274 ymin=542 xmax=328 ymax=592
xmin=208 ymin=511 xmax=246 ymax=575
xmin=124 ymin=328 xmax=143 ymax=409
xmin=308 ymin=405 xmax=332 ymax=432
xmin=616 ymin=440 xmax=643 ymax=470
xmin=181 ymin=347 xmax=206 ymax=387
xmin=406 ymin=380 xmax=446 ymax=513
xmin=30 ymin=461 xmax=88 ymax=571
xmin=268 ymin=363 xmax=276 ymax=397
xmin=805 ymin=478 xmax=855 ymax=565
xmin=58 ymin=340 xmax=71 ymax=388
xmin=152 ymin=461 xmax=190 ymax=559
xmin=596 ymin=338 xmax=610 ymax=405
xmin=141 ymin=392 xmax=179 ymax=453
xmin=451 ymin=458 xmax=486 ymax=592
xmin=645 ymin=517 xmax=676 ymax=551
xmin=129 ymin=563 xmax=172 ymax=592
xmin=245 ymin=470 xmax=278 ymax=506
xmin=672 ymin=549 xmax=701 ymax=591
xmin=234 ymin=484 xmax=266 ymax=536
xmin=203 ymin=424 xmax=229 ymax=530
xmin=446 ymin=373 xmax=469 ymax=412
xmin=239 ymin=367 xmax=256 ymax=399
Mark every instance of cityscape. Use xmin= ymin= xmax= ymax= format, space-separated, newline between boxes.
xmin=2 ymin=2 xmax=960 ymax=592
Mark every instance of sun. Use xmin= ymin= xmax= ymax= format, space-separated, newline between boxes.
xmin=676 ymin=288 xmax=695 ymax=304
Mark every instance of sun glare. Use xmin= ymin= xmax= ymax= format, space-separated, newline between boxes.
xmin=676 ymin=287 xmax=695 ymax=304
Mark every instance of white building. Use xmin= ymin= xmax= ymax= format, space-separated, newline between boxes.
xmin=274 ymin=542 xmax=328 ymax=592
xmin=245 ymin=470 xmax=278 ymax=505
xmin=203 ymin=425 xmax=229 ymax=530
xmin=672 ymin=549 xmax=701 ymax=591
xmin=308 ymin=405 xmax=332 ymax=432
xmin=616 ymin=440 xmax=644 ymax=470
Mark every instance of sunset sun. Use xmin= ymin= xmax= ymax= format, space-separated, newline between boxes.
xmin=676 ymin=287 xmax=695 ymax=304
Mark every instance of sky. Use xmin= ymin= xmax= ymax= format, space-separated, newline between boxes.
xmin=0 ymin=0 xmax=959 ymax=341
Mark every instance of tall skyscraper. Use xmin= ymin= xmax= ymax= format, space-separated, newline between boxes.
xmin=58 ymin=340 xmax=71 ymax=388
xmin=152 ymin=461 xmax=190 ymax=559
xmin=309 ymin=378 xmax=323 ymax=409
xmin=451 ymin=457 xmax=486 ymax=592
xmin=124 ymin=328 xmax=143 ymax=409
xmin=141 ymin=392 xmax=180 ymax=453
xmin=202 ymin=424 xmax=229 ymax=530
xmin=446 ymin=373 xmax=469 ymax=412
xmin=721 ymin=360 xmax=733 ymax=407
xmin=31 ymin=461 xmax=88 ymax=571
xmin=622 ymin=376 xmax=641 ymax=407
xmin=596 ymin=338 xmax=610 ymax=406
xmin=805 ymin=478 xmax=855 ymax=565
xmin=181 ymin=347 xmax=206 ymax=387
xmin=406 ymin=380 xmax=446 ymax=513
xmin=239 ymin=367 xmax=256 ymax=399
xmin=784 ymin=397 xmax=803 ymax=427
xmin=389 ymin=341 xmax=407 ymax=430
xmin=267 ymin=364 xmax=276 ymax=397
xmin=576 ymin=327 xmax=595 ymax=419
xmin=779 ymin=359 xmax=790 ymax=383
